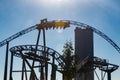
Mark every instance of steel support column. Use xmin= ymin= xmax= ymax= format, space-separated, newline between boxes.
xmin=21 ymin=59 xmax=25 ymax=80
xmin=40 ymin=64 xmax=44 ymax=80
xmin=4 ymin=41 xmax=9 ymax=80
xmin=107 ymin=72 xmax=111 ymax=80
xmin=9 ymin=53 xmax=13 ymax=80
xmin=42 ymin=28 xmax=48 ymax=80
xmin=30 ymin=30 xmax=41 ymax=80
xmin=51 ymin=52 xmax=56 ymax=80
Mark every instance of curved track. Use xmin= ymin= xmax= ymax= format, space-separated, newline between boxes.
xmin=0 ymin=20 xmax=120 ymax=54
xmin=10 ymin=45 xmax=64 ymax=67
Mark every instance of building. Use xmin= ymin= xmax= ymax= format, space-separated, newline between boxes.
xmin=75 ymin=27 xmax=94 ymax=80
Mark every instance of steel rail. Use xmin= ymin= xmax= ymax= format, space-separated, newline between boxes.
xmin=0 ymin=20 xmax=120 ymax=54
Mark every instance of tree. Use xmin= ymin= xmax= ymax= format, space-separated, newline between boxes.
xmin=62 ymin=40 xmax=76 ymax=80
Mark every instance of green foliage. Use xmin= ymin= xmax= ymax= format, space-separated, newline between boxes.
xmin=62 ymin=40 xmax=76 ymax=80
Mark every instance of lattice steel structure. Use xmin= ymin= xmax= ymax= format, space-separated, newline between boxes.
xmin=0 ymin=19 xmax=119 ymax=80
xmin=76 ymin=56 xmax=119 ymax=80
xmin=9 ymin=45 xmax=64 ymax=80
xmin=0 ymin=19 xmax=120 ymax=54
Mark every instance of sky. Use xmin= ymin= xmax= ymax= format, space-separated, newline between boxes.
xmin=0 ymin=0 xmax=120 ymax=80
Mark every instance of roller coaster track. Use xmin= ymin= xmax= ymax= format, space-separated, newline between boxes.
xmin=10 ymin=45 xmax=65 ymax=67
xmin=0 ymin=20 xmax=120 ymax=54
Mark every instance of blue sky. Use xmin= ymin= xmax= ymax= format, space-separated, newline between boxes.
xmin=0 ymin=0 xmax=120 ymax=80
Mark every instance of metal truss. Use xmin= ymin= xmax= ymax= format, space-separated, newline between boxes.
xmin=0 ymin=19 xmax=120 ymax=53
xmin=0 ymin=25 xmax=36 ymax=47
xmin=76 ymin=56 xmax=119 ymax=80
xmin=10 ymin=45 xmax=64 ymax=67
xmin=9 ymin=45 xmax=64 ymax=80
xmin=0 ymin=19 xmax=119 ymax=80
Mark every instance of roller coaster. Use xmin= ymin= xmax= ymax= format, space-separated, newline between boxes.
xmin=0 ymin=19 xmax=120 ymax=53
xmin=0 ymin=19 xmax=119 ymax=80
